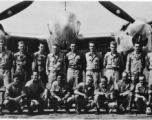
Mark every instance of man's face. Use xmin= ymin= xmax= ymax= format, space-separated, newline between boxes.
xmin=110 ymin=44 xmax=117 ymax=53
xmin=52 ymin=45 xmax=58 ymax=54
xmin=70 ymin=44 xmax=77 ymax=52
xmin=134 ymin=44 xmax=140 ymax=53
xmin=85 ymin=76 xmax=92 ymax=86
xmin=89 ymin=43 xmax=95 ymax=52
xmin=57 ymin=76 xmax=62 ymax=85
xmin=101 ymin=78 xmax=107 ymax=87
xmin=0 ymin=41 xmax=4 ymax=49
xmin=18 ymin=44 xmax=25 ymax=52
xmin=14 ymin=77 xmax=20 ymax=85
xmin=139 ymin=76 xmax=145 ymax=85
xmin=39 ymin=44 xmax=45 ymax=53
xmin=33 ymin=72 xmax=39 ymax=82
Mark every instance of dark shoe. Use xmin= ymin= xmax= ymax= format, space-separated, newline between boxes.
xmin=105 ymin=108 xmax=109 ymax=114
xmin=76 ymin=110 xmax=81 ymax=114
xmin=84 ymin=108 xmax=89 ymax=113
xmin=54 ymin=107 xmax=58 ymax=113
xmin=8 ymin=109 xmax=14 ymax=114
xmin=117 ymin=108 xmax=124 ymax=114
xmin=28 ymin=109 xmax=33 ymax=114
xmin=95 ymin=109 xmax=100 ymax=115
xmin=38 ymin=109 xmax=44 ymax=114
xmin=18 ymin=108 xmax=23 ymax=114
xmin=0 ymin=109 xmax=4 ymax=115
xmin=66 ymin=109 xmax=70 ymax=114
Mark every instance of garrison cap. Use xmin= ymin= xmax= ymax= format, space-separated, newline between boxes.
xmin=13 ymin=73 xmax=21 ymax=79
xmin=56 ymin=72 xmax=64 ymax=78
xmin=18 ymin=41 xmax=25 ymax=46
xmin=70 ymin=41 xmax=77 ymax=45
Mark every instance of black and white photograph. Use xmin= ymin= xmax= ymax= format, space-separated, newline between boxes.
xmin=0 ymin=0 xmax=152 ymax=119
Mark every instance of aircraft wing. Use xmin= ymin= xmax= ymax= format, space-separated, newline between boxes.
xmin=5 ymin=32 xmax=50 ymax=54
xmin=5 ymin=32 xmax=115 ymax=55
xmin=77 ymin=33 xmax=115 ymax=55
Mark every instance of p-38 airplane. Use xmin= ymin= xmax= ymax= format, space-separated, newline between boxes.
xmin=0 ymin=1 xmax=151 ymax=57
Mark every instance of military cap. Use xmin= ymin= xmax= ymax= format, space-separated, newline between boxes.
xmin=70 ymin=41 xmax=77 ymax=45
xmin=18 ymin=41 xmax=25 ymax=46
xmin=13 ymin=73 xmax=21 ymax=78
xmin=56 ymin=72 xmax=64 ymax=78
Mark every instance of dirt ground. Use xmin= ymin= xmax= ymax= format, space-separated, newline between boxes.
xmin=1 ymin=109 xmax=152 ymax=119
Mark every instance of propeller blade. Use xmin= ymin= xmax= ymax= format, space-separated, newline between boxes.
xmin=0 ymin=1 xmax=33 ymax=21
xmin=99 ymin=1 xmax=135 ymax=23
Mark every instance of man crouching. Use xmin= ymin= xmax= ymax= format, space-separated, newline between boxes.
xmin=3 ymin=73 xmax=26 ymax=113
xmin=74 ymin=75 xmax=94 ymax=114
xmin=116 ymin=72 xmax=135 ymax=113
xmin=135 ymin=74 xmax=152 ymax=114
xmin=24 ymin=71 xmax=48 ymax=114
xmin=49 ymin=73 xmax=71 ymax=113
xmin=94 ymin=76 xmax=117 ymax=115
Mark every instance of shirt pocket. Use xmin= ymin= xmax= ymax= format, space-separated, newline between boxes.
xmin=107 ymin=56 xmax=112 ymax=65
xmin=4 ymin=55 xmax=9 ymax=63
xmin=113 ymin=57 xmax=120 ymax=66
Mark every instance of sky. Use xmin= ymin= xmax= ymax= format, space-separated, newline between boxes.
xmin=0 ymin=1 xmax=152 ymax=36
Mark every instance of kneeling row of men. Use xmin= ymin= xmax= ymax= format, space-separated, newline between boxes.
xmin=3 ymin=71 xmax=152 ymax=115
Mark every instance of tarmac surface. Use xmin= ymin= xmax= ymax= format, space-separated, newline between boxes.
xmin=1 ymin=109 xmax=152 ymax=119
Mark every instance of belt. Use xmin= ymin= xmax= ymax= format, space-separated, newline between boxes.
xmin=50 ymin=70 xmax=62 ymax=73
xmin=107 ymin=67 xmax=119 ymax=71
xmin=69 ymin=65 xmax=80 ymax=70
xmin=87 ymin=69 xmax=99 ymax=72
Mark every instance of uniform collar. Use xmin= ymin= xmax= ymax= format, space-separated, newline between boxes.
xmin=88 ymin=51 xmax=97 ymax=56
xmin=38 ymin=50 xmax=45 ymax=55
xmin=110 ymin=51 xmax=118 ymax=57
xmin=50 ymin=52 xmax=60 ymax=57
xmin=133 ymin=51 xmax=141 ymax=56
xmin=69 ymin=51 xmax=77 ymax=55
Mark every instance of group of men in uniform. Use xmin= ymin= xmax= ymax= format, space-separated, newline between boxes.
xmin=0 ymin=30 xmax=152 ymax=115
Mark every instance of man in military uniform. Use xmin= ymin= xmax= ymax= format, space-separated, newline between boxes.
xmin=74 ymin=75 xmax=94 ymax=114
xmin=0 ymin=30 xmax=13 ymax=115
xmin=3 ymin=73 xmax=26 ymax=113
xmin=134 ymin=74 xmax=152 ymax=114
xmin=46 ymin=44 xmax=65 ymax=88
xmin=13 ymin=41 xmax=31 ymax=83
xmin=49 ymin=73 xmax=70 ymax=113
xmin=32 ymin=42 xmax=47 ymax=85
xmin=85 ymin=41 xmax=103 ymax=89
xmin=116 ymin=72 xmax=135 ymax=113
xmin=24 ymin=71 xmax=48 ymax=114
xmin=126 ymin=35 xmax=145 ymax=79
xmin=94 ymin=76 xmax=117 ymax=114
xmin=146 ymin=51 xmax=152 ymax=84
xmin=65 ymin=41 xmax=83 ymax=92
xmin=104 ymin=41 xmax=124 ymax=86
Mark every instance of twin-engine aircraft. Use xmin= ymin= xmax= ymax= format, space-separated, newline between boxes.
xmin=1 ymin=1 xmax=151 ymax=57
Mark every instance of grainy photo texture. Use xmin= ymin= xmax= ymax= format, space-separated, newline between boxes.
xmin=0 ymin=1 xmax=151 ymax=119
